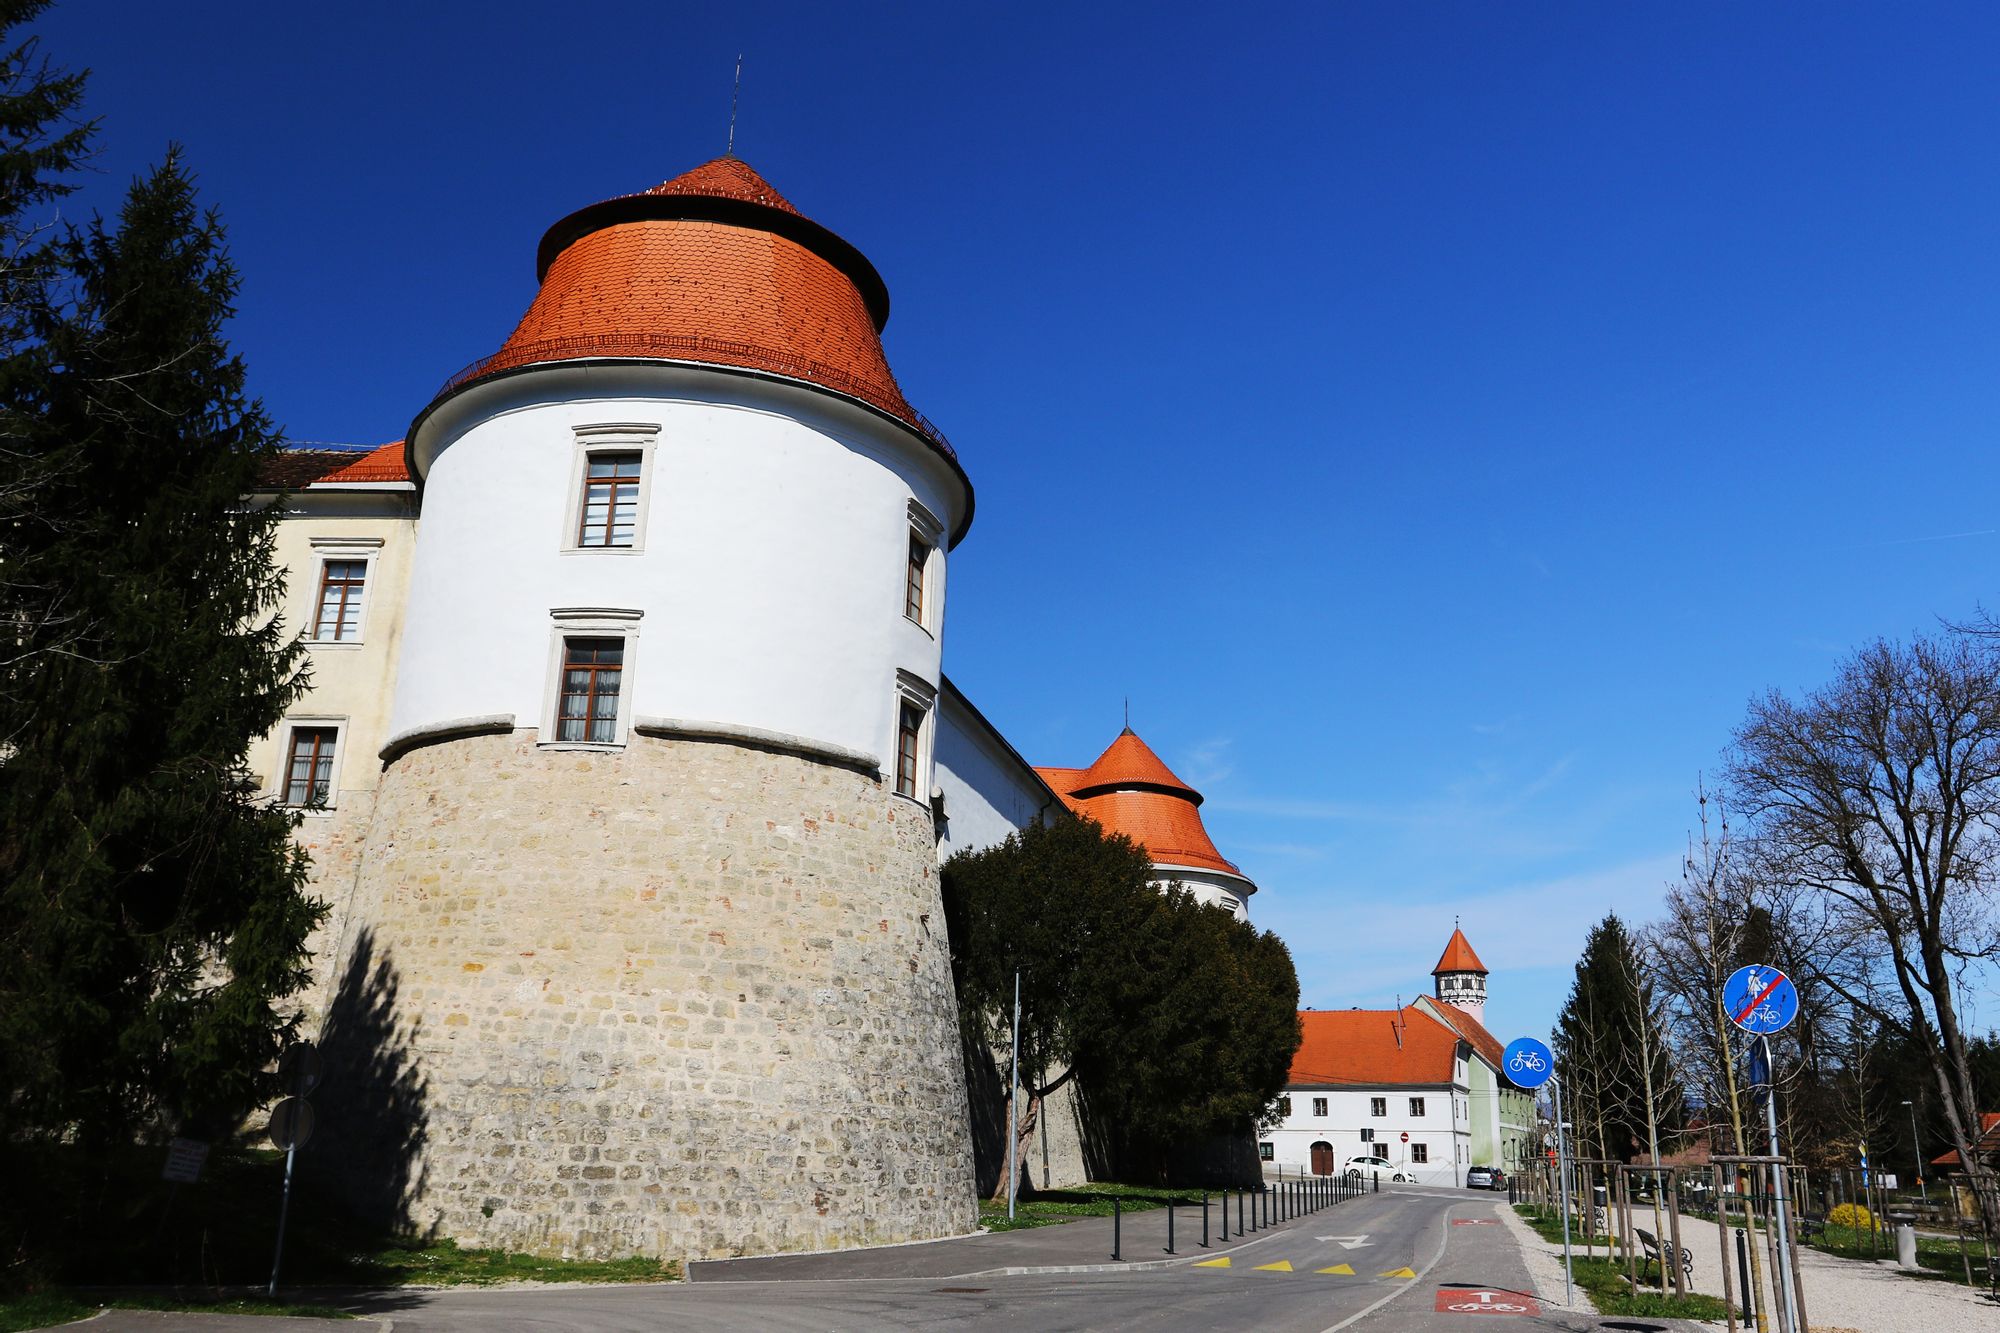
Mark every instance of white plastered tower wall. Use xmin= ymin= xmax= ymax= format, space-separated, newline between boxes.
xmin=388 ymin=366 xmax=960 ymax=757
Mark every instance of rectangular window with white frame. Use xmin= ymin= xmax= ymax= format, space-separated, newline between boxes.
xmin=1370 ymin=1097 xmax=1386 ymax=1117
xmin=1410 ymin=1143 xmax=1429 ymax=1164
xmin=904 ymin=499 xmax=943 ymax=631
xmin=542 ymin=608 xmax=642 ymax=747
xmin=1312 ymin=1097 xmax=1328 ymax=1117
xmin=1409 ymin=1097 xmax=1426 ymax=1117
xmin=278 ymin=721 xmax=341 ymax=808
xmin=305 ymin=537 xmax=381 ymax=645
xmin=893 ymin=670 xmax=936 ymax=801
xmin=563 ymin=424 xmax=659 ymax=553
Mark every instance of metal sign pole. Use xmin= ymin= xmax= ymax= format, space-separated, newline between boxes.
xmin=1760 ymin=1036 xmax=1800 ymax=1333
xmin=1007 ymin=969 xmax=1021 ymax=1221
xmin=268 ymin=1140 xmax=297 ymax=1297
xmin=1553 ymin=1075 xmax=1575 ymax=1307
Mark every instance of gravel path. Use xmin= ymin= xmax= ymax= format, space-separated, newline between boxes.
xmin=1669 ymin=1213 xmax=1995 ymax=1333
xmin=1501 ymin=1202 xmax=1997 ymax=1332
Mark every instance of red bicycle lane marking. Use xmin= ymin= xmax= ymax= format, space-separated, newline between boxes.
xmin=1432 ymin=1287 xmax=1540 ymax=1316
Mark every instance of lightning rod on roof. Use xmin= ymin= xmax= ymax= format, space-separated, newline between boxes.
xmin=726 ymin=54 xmax=743 ymax=156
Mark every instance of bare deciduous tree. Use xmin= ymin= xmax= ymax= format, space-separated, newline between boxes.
xmin=1728 ymin=631 xmax=2000 ymax=1239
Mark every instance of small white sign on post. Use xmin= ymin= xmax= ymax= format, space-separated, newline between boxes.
xmin=1882 ymin=1173 xmax=1899 ymax=1190
xmin=161 ymin=1137 xmax=209 ymax=1184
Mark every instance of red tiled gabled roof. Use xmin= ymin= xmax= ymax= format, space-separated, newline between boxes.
xmin=1288 ymin=1007 xmax=1466 ymax=1088
xmin=317 ymin=440 xmax=409 ymax=484
xmin=255 ymin=448 xmax=361 ymax=490
xmin=1035 ymin=729 xmax=1245 ymax=879
xmin=1417 ymin=994 xmax=1506 ymax=1072
xmin=1433 ymin=928 xmax=1488 ymax=976
xmin=638 ymin=156 xmax=799 ymax=214
xmin=1931 ymin=1113 xmax=2000 ymax=1167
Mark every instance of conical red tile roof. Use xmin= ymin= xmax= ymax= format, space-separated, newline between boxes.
xmin=414 ymin=156 xmax=967 ymax=532
xmin=1432 ymin=928 xmax=1488 ymax=975
xmin=1074 ymin=728 xmax=1200 ymax=800
xmin=1036 ymin=729 xmax=1244 ymax=880
xmin=639 ymin=156 xmax=800 ymax=214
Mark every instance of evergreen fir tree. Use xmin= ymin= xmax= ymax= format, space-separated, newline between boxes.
xmin=1553 ymin=913 xmax=1682 ymax=1162
xmin=0 ymin=0 xmax=94 ymax=721
xmin=0 ymin=148 xmax=322 ymax=1147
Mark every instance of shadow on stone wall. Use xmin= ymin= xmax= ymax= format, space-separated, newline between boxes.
xmin=307 ymin=927 xmax=432 ymax=1237
xmin=961 ymin=1030 xmax=1008 ymax=1197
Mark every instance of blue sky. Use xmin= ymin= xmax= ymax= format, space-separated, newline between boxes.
xmin=38 ymin=2 xmax=2000 ymax=1044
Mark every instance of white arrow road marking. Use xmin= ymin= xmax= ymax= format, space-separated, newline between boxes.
xmin=1313 ymin=1235 xmax=1374 ymax=1248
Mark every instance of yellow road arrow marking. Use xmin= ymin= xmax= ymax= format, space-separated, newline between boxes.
xmin=1378 ymin=1266 xmax=1416 ymax=1278
xmin=1316 ymin=1263 xmax=1356 ymax=1275
xmin=1193 ymin=1257 xmax=1231 ymax=1268
xmin=1253 ymin=1259 xmax=1294 ymax=1272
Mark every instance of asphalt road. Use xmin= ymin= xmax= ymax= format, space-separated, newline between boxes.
xmin=314 ymin=1188 xmax=1601 ymax=1332
xmin=62 ymin=1184 xmax=1632 ymax=1320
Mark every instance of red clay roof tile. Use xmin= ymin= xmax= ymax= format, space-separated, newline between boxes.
xmin=1289 ymin=1007 xmax=1464 ymax=1087
xmin=638 ymin=156 xmax=800 ymax=214
xmin=317 ymin=440 xmax=409 ymax=484
xmin=1433 ymin=928 xmax=1488 ymax=976
xmin=1036 ymin=730 xmax=1244 ymax=879
xmin=445 ymin=156 xmax=938 ymax=457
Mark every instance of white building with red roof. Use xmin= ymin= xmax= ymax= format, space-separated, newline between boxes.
xmin=1260 ymin=928 xmax=1536 ymax=1184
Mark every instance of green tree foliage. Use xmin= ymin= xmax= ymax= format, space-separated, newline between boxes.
xmin=1554 ymin=913 xmax=1682 ymax=1163
xmin=0 ymin=148 xmax=322 ymax=1147
xmin=0 ymin=0 xmax=93 ymax=708
xmin=943 ymin=816 xmax=1300 ymax=1190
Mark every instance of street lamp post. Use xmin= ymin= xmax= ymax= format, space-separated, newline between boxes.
xmin=1904 ymin=1099 xmax=1926 ymax=1201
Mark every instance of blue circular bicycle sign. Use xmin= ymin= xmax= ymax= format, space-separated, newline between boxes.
xmin=1723 ymin=963 xmax=1799 ymax=1035
xmin=1503 ymin=1037 xmax=1555 ymax=1089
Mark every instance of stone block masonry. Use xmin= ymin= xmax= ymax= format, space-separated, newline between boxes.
xmin=309 ymin=728 xmax=978 ymax=1261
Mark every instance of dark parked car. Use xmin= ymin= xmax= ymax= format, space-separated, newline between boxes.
xmin=1465 ymin=1166 xmax=1506 ymax=1190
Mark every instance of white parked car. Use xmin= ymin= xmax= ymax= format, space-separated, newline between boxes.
xmin=1342 ymin=1155 xmax=1413 ymax=1183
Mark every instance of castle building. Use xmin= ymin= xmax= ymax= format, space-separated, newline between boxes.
xmin=248 ymin=156 xmax=1261 ymax=1259
xmin=1259 ymin=928 xmax=1534 ymax=1182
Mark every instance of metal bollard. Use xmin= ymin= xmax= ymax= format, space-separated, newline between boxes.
xmin=1202 ymin=1193 xmax=1210 ymax=1247
xmin=1239 ymin=1187 xmax=1246 ymax=1234
xmin=1113 ymin=1197 xmax=1122 ymax=1261
xmin=1166 ymin=1198 xmax=1176 ymax=1255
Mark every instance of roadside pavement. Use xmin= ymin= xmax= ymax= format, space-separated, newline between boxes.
xmin=690 ymin=1183 xmax=1315 ymax=1281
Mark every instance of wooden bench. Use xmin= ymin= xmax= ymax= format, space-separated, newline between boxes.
xmin=1634 ymin=1227 xmax=1694 ymax=1285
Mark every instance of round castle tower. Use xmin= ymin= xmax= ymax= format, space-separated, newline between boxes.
xmin=333 ymin=158 xmax=977 ymax=1259
xmin=1431 ymin=926 xmax=1489 ymax=1022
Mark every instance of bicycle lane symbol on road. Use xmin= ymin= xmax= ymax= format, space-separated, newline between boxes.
xmin=1432 ymin=1287 xmax=1540 ymax=1316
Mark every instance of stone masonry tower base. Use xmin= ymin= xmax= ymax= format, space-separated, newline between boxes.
xmin=314 ymin=729 xmax=977 ymax=1260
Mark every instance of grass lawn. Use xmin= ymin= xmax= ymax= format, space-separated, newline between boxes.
xmin=0 ymin=1293 xmax=349 ymax=1331
xmin=978 ymin=1182 xmax=1222 ymax=1232
xmin=1 ymin=1145 xmax=681 ymax=1326
xmin=1512 ymin=1207 xmax=1728 ymax=1321
xmin=1806 ymin=1222 xmax=1995 ymax=1287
